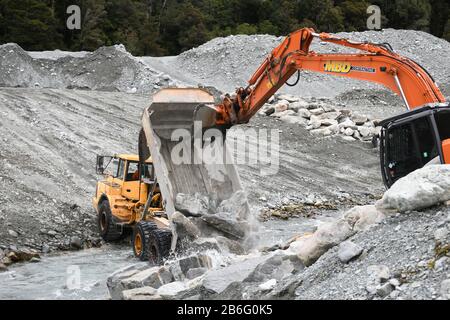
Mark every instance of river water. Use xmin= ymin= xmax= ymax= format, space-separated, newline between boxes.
xmin=0 ymin=214 xmax=336 ymax=300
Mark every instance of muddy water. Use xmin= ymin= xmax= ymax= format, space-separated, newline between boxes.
xmin=0 ymin=213 xmax=339 ymax=300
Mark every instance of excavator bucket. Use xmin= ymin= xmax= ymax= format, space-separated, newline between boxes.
xmin=139 ymin=88 xmax=247 ymax=240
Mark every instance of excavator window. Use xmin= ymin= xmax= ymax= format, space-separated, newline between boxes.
xmin=385 ymin=114 xmax=440 ymax=186
xmin=435 ymin=111 xmax=450 ymax=142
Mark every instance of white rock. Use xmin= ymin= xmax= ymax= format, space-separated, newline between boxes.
xmin=258 ymin=279 xmax=277 ymax=291
xmin=321 ymin=119 xmax=338 ymax=127
xmin=310 ymin=107 xmax=325 ymax=116
xmin=358 ymin=126 xmax=373 ymax=138
xmin=274 ymin=100 xmax=289 ymax=112
xmin=297 ymin=108 xmax=311 ymax=119
xmin=343 ymin=205 xmax=385 ymax=231
xmin=344 ymin=128 xmax=354 ymax=136
xmin=310 ymin=127 xmax=332 ymax=136
xmin=157 ymin=281 xmax=188 ymax=299
xmin=367 ymin=265 xmax=391 ymax=283
xmin=292 ymin=219 xmax=353 ymax=266
xmin=377 ymin=165 xmax=450 ymax=213
xmin=352 ymin=114 xmax=368 ymax=125
xmin=339 ymin=118 xmax=357 ymax=130
xmin=337 ymin=241 xmax=363 ymax=263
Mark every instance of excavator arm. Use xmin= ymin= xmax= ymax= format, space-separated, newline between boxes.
xmin=215 ymin=28 xmax=446 ymax=125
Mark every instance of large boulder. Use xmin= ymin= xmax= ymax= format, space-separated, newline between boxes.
xmin=202 ymin=212 xmax=250 ymax=239
xmin=172 ymin=211 xmax=201 ymax=240
xmin=287 ymin=219 xmax=354 ymax=266
xmin=175 ymin=193 xmax=216 ymax=217
xmin=201 ymin=255 xmax=269 ymax=299
xmin=106 ymin=264 xmax=149 ymax=300
xmin=377 ymin=165 xmax=450 ymax=213
xmin=343 ymin=205 xmax=385 ymax=231
xmin=169 ymin=254 xmax=212 ymax=281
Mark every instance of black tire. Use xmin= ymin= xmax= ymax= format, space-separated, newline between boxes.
xmin=148 ymin=228 xmax=172 ymax=265
xmin=132 ymin=221 xmax=157 ymax=261
xmin=98 ymin=200 xmax=124 ymax=242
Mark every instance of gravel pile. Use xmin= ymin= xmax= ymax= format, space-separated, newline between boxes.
xmin=174 ymin=29 xmax=450 ymax=97
xmin=0 ymin=43 xmax=180 ymax=93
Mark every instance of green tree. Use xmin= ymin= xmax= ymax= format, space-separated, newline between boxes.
xmin=0 ymin=0 xmax=62 ymax=50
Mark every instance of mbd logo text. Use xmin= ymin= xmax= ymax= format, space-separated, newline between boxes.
xmin=324 ymin=61 xmax=351 ymax=74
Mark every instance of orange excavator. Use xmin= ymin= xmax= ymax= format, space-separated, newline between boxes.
xmin=212 ymin=28 xmax=450 ymax=188
xmin=140 ymin=28 xmax=450 ymax=217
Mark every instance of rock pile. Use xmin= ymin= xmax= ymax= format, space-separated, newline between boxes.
xmin=0 ymin=246 xmax=41 ymax=271
xmin=260 ymin=94 xmax=382 ymax=142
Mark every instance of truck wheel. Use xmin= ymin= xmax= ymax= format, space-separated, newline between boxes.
xmin=98 ymin=200 xmax=123 ymax=241
xmin=148 ymin=228 xmax=172 ymax=265
xmin=132 ymin=221 xmax=157 ymax=261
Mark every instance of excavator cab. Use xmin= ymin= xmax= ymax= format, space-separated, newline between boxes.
xmin=380 ymin=105 xmax=450 ymax=188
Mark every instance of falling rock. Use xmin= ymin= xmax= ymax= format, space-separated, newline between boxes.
xmin=338 ymin=241 xmax=363 ymax=263
xmin=290 ymin=219 xmax=354 ymax=266
xmin=172 ymin=211 xmax=201 ymax=240
xmin=122 ymin=287 xmax=158 ymax=300
xmin=343 ymin=205 xmax=385 ymax=231
xmin=217 ymin=190 xmax=251 ymax=220
xmin=175 ymin=193 xmax=212 ymax=217
xmin=201 ymin=212 xmax=250 ymax=239
xmin=377 ymin=165 xmax=450 ymax=213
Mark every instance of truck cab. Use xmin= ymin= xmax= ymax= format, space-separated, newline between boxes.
xmin=92 ymin=154 xmax=171 ymax=264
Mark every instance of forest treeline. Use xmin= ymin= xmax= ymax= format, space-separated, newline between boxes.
xmin=0 ymin=0 xmax=449 ymax=56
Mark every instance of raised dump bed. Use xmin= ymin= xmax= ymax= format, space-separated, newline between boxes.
xmin=139 ymin=88 xmax=250 ymax=248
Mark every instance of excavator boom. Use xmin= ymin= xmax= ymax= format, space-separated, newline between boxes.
xmin=215 ymin=28 xmax=446 ymax=125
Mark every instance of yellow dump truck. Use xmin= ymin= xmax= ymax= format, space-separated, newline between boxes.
xmin=92 ymin=154 xmax=172 ymax=264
